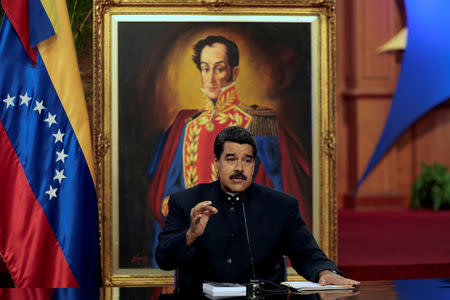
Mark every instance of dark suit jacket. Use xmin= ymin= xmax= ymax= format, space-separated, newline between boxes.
xmin=156 ymin=181 xmax=339 ymax=294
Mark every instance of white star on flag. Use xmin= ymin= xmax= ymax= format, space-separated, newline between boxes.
xmin=45 ymin=185 xmax=58 ymax=200
xmin=56 ymin=149 xmax=68 ymax=163
xmin=52 ymin=129 xmax=65 ymax=144
xmin=19 ymin=92 xmax=32 ymax=107
xmin=33 ymin=100 xmax=45 ymax=115
xmin=44 ymin=112 xmax=57 ymax=127
xmin=2 ymin=94 xmax=15 ymax=108
xmin=53 ymin=169 xmax=66 ymax=184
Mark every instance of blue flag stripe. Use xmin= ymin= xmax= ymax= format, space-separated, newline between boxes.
xmin=29 ymin=0 xmax=55 ymax=48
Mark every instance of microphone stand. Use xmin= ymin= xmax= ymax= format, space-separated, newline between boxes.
xmin=241 ymin=201 xmax=261 ymax=299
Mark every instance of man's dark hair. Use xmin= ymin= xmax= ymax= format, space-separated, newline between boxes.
xmin=192 ymin=35 xmax=240 ymax=70
xmin=214 ymin=126 xmax=257 ymax=159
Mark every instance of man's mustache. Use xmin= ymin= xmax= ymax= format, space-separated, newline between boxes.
xmin=229 ymin=172 xmax=247 ymax=180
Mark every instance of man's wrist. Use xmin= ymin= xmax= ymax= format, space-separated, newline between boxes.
xmin=186 ymin=229 xmax=196 ymax=247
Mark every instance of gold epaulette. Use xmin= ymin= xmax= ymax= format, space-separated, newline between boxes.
xmin=239 ymin=102 xmax=278 ymax=136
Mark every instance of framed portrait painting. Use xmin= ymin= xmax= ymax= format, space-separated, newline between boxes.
xmin=93 ymin=0 xmax=337 ymax=286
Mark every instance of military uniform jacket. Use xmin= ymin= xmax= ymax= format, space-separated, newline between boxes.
xmin=156 ymin=181 xmax=340 ymax=294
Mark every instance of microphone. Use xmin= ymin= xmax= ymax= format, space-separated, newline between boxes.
xmin=241 ymin=201 xmax=260 ymax=298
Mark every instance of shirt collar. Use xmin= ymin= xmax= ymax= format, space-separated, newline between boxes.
xmin=214 ymin=180 xmax=251 ymax=203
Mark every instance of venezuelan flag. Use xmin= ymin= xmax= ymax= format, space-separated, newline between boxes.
xmin=0 ymin=0 xmax=99 ymax=287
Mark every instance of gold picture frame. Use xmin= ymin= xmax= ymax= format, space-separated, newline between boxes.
xmin=93 ymin=0 xmax=336 ymax=287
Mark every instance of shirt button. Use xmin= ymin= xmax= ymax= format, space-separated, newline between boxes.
xmin=230 ymin=207 xmax=235 ymax=212
xmin=226 ymin=258 xmax=232 ymax=264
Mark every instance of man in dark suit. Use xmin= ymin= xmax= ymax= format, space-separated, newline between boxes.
xmin=156 ymin=126 xmax=359 ymax=294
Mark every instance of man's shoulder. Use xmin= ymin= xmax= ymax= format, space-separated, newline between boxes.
xmin=239 ymin=102 xmax=278 ymax=136
xmin=163 ymin=110 xmax=200 ymax=139
xmin=251 ymin=183 xmax=297 ymax=204
xmin=170 ymin=182 xmax=216 ymax=204
xmin=239 ymin=102 xmax=277 ymax=117
xmin=172 ymin=109 xmax=202 ymax=124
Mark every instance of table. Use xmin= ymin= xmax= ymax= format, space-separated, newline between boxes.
xmin=114 ymin=278 xmax=450 ymax=299
xmin=1 ymin=278 xmax=448 ymax=299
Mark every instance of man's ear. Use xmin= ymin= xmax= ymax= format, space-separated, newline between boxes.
xmin=213 ymin=155 xmax=219 ymax=170
xmin=232 ymin=66 xmax=240 ymax=81
xmin=251 ymin=160 xmax=255 ymax=176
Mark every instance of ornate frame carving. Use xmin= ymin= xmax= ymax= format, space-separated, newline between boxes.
xmin=94 ymin=0 xmax=336 ymax=286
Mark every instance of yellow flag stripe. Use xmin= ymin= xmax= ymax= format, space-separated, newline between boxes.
xmin=40 ymin=0 xmax=59 ymax=34
xmin=37 ymin=0 xmax=95 ymax=182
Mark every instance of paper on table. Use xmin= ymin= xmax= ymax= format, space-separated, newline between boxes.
xmin=282 ymin=281 xmax=356 ymax=291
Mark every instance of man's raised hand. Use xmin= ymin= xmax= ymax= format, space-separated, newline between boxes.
xmin=186 ymin=201 xmax=218 ymax=246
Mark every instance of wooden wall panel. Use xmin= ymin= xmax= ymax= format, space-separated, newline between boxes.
xmin=414 ymin=104 xmax=450 ymax=177
xmin=395 ymin=128 xmax=414 ymax=207
xmin=350 ymin=0 xmax=398 ymax=90
xmin=338 ymin=0 xmax=405 ymax=209
xmin=336 ymin=0 xmax=349 ymax=202
xmin=343 ymin=0 xmax=400 ymax=92
xmin=355 ymin=98 xmax=399 ymax=195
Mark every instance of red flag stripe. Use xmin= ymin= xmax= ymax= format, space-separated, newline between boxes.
xmin=0 ymin=123 xmax=78 ymax=287
xmin=0 ymin=288 xmax=54 ymax=300
xmin=0 ymin=0 xmax=37 ymax=65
